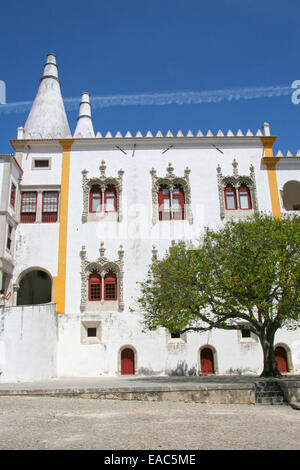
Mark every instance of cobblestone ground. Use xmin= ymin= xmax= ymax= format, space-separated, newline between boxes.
xmin=0 ymin=396 xmax=299 ymax=450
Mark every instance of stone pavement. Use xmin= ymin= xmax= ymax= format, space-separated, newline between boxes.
xmin=1 ymin=396 xmax=300 ymax=450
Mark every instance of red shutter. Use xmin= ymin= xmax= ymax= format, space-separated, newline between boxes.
xmin=21 ymin=192 xmax=37 ymax=223
xmin=158 ymin=186 xmax=171 ymax=220
xmin=88 ymin=271 xmax=101 ymax=301
xmin=104 ymin=272 xmax=117 ymax=300
xmin=42 ymin=191 xmax=59 ymax=222
xmin=10 ymin=183 xmax=16 ymax=208
xmin=104 ymin=186 xmax=117 ymax=212
xmin=238 ymin=185 xmax=252 ymax=210
xmin=89 ymin=185 xmax=102 ymax=213
xmin=224 ymin=185 xmax=237 ymax=210
xmin=172 ymin=186 xmax=185 ymax=220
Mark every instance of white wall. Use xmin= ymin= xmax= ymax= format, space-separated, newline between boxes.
xmin=0 ymin=303 xmax=58 ymax=382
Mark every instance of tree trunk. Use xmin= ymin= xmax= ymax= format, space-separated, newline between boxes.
xmin=259 ymin=330 xmax=281 ymax=378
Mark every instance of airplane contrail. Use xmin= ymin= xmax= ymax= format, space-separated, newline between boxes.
xmin=0 ymin=85 xmax=292 ymax=115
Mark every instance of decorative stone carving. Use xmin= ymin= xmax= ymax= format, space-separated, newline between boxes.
xmin=81 ymin=161 xmax=124 ymax=223
xmin=150 ymin=163 xmax=193 ymax=225
xmin=80 ymin=242 xmax=124 ymax=313
xmin=217 ymin=160 xmax=259 ymax=219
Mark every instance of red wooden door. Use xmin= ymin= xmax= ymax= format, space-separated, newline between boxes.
xmin=201 ymin=348 xmax=214 ymax=374
xmin=121 ymin=348 xmax=135 ymax=375
xmin=275 ymin=346 xmax=288 ymax=373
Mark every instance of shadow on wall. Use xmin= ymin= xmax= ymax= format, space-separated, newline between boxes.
xmin=167 ymin=361 xmax=198 ymax=376
xmin=17 ymin=269 xmax=52 ymax=306
xmin=281 ymin=180 xmax=300 ymax=211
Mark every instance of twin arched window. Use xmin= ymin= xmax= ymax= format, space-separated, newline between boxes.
xmin=89 ymin=185 xmax=117 ymax=213
xmin=224 ymin=184 xmax=252 ymax=210
xmin=158 ymin=185 xmax=185 ymax=220
xmin=88 ymin=271 xmax=117 ymax=301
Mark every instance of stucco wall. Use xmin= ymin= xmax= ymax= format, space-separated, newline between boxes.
xmin=0 ymin=303 xmax=58 ymax=382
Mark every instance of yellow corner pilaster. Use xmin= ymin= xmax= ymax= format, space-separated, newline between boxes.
xmin=53 ymin=139 xmax=74 ymax=313
xmin=260 ymin=137 xmax=282 ymax=219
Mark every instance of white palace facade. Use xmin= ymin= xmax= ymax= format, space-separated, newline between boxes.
xmin=0 ymin=54 xmax=299 ymax=381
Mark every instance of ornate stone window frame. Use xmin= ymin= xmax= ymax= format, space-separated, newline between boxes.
xmin=217 ymin=159 xmax=258 ymax=220
xmin=80 ymin=242 xmax=124 ymax=312
xmin=150 ymin=163 xmax=193 ymax=225
xmin=82 ymin=160 xmax=124 ymax=223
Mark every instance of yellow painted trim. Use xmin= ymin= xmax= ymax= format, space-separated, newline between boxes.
xmin=261 ymin=157 xmax=282 ymax=219
xmin=260 ymin=136 xmax=277 ymax=157
xmin=53 ymin=139 xmax=74 ymax=313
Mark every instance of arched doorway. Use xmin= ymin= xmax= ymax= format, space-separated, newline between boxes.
xmin=275 ymin=346 xmax=288 ymax=373
xmin=281 ymin=181 xmax=300 ymax=211
xmin=17 ymin=269 xmax=52 ymax=306
xmin=200 ymin=347 xmax=215 ymax=374
xmin=120 ymin=347 xmax=135 ymax=375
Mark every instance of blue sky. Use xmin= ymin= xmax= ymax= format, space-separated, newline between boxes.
xmin=0 ymin=0 xmax=299 ymax=154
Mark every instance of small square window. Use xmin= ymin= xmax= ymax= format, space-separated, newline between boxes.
xmin=32 ymin=159 xmax=50 ymax=169
xmin=87 ymin=327 xmax=97 ymax=337
xmin=81 ymin=321 xmax=101 ymax=344
xmin=171 ymin=332 xmax=181 ymax=339
xmin=241 ymin=329 xmax=251 ymax=338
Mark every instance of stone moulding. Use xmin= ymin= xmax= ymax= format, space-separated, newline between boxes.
xmin=81 ymin=160 xmax=124 ymax=223
xmin=217 ymin=159 xmax=259 ymax=220
xmin=150 ymin=162 xmax=193 ymax=225
xmin=80 ymin=242 xmax=125 ymax=313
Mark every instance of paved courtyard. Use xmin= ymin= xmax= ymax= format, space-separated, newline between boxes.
xmin=0 ymin=396 xmax=299 ymax=450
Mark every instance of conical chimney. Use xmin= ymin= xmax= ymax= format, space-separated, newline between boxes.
xmin=24 ymin=54 xmax=71 ymax=139
xmin=74 ymin=92 xmax=95 ymax=138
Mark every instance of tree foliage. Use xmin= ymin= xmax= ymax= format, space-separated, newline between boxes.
xmin=137 ymin=214 xmax=300 ymax=377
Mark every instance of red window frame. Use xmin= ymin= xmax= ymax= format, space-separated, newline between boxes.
xmin=158 ymin=186 xmax=171 ymax=221
xmin=20 ymin=192 xmax=37 ymax=223
xmin=89 ymin=185 xmax=102 ymax=213
xmin=88 ymin=271 xmax=102 ymax=301
xmin=224 ymin=185 xmax=237 ymax=210
xmin=172 ymin=186 xmax=185 ymax=220
xmin=104 ymin=186 xmax=117 ymax=213
xmin=238 ymin=185 xmax=252 ymax=210
xmin=10 ymin=183 xmax=16 ymax=208
xmin=42 ymin=191 xmax=59 ymax=222
xmin=6 ymin=225 xmax=12 ymax=250
xmin=104 ymin=272 xmax=117 ymax=300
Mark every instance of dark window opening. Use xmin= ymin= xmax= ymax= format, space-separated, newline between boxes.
xmin=171 ymin=332 xmax=181 ymax=339
xmin=241 ymin=329 xmax=251 ymax=338
xmin=34 ymin=160 xmax=49 ymax=168
xmin=87 ymin=328 xmax=97 ymax=337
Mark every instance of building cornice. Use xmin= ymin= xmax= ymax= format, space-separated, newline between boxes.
xmin=10 ymin=135 xmax=271 ymax=152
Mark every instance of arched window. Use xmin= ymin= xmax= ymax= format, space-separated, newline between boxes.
xmin=88 ymin=271 xmax=101 ymax=301
xmin=89 ymin=185 xmax=102 ymax=213
xmin=224 ymin=185 xmax=237 ymax=210
xmin=104 ymin=272 xmax=117 ymax=300
xmin=158 ymin=186 xmax=171 ymax=220
xmin=105 ymin=186 xmax=117 ymax=212
xmin=172 ymin=186 xmax=185 ymax=220
xmin=238 ymin=185 xmax=252 ymax=210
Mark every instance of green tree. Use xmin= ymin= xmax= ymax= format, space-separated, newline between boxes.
xmin=137 ymin=214 xmax=300 ymax=377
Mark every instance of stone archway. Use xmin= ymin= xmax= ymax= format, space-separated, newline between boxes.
xmin=199 ymin=345 xmax=217 ymax=375
xmin=281 ymin=180 xmax=300 ymax=211
xmin=17 ymin=268 xmax=52 ymax=306
xmin=119 ymin=346 xmax=136 ymax=375
xmin=274 ymin=344 xmax=291 ymax=373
